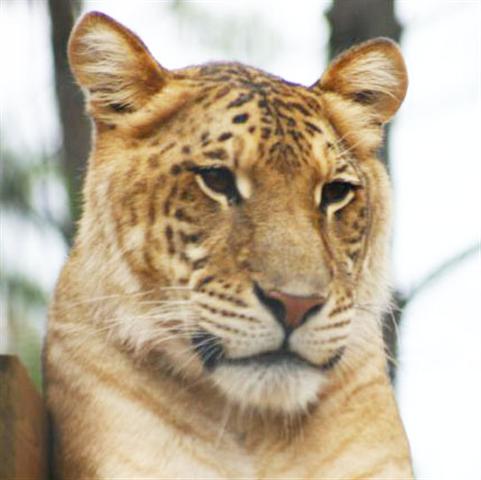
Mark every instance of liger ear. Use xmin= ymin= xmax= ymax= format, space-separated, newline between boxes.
xmin=318 ymin=38 xmax=408 ymax=123
xmin=312 ymin=38 xmax=407 ymax=155
xmin=68 ymin=11 xmax=170 ymax=120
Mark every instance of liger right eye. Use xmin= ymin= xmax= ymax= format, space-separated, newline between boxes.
xmin=194 ymin=167 xmax=241 ymax=205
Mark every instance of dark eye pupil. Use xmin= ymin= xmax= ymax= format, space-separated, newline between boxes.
xmin=198 ymin=167 xmax=240 ymax=204
xmin=321 ymin=181 xmax=353 ymax=208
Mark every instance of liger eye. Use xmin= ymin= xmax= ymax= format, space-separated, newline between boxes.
xmin=194 ymin=167 xmax=241 ymax=204
xmin=321 ymin=181 xmax=355 ymax=210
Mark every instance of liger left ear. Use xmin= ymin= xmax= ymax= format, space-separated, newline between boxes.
xmin=313 ymin=38 xmax=407 ymax=154
xmin=317 ymin=38 xmax=408 ymax=123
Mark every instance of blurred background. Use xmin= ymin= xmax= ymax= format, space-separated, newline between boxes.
xmin=1 ymin=0 xmax=480 ymax=478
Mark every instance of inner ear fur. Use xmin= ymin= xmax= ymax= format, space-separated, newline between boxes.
xmin=317 ymin=38 xmax=408 ymax=123
xmin=68 ymin=11 xmax=171 ymax=119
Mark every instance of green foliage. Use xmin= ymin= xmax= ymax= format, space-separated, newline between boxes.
xmin=1 ymin=147 xmax=67 ymax=387
xmin=3 ymin=271 xmax=47 ymax=307
xmin=0 ymin=149 xmax=67 ymax=266
xmin=1 ymin=148 xmax=68 ymax=233
xmin=2 ymin=270 xmax=47 ymax=390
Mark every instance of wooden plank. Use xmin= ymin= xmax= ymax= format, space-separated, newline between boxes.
xmin=0 ymin=355 xmax=47 ymax=480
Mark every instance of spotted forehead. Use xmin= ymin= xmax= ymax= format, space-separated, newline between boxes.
xmin=179 ymin=63 xmax=344 ymax=175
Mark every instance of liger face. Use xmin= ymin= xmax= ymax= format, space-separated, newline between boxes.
xmin=100 ymin=65 xmax=381 ymax=412
xmin=70 ymin=12 xmax=406 ymax=413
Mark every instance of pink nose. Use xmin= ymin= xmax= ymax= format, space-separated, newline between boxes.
xmin=267 ymin=290 xmax=325 ymax=329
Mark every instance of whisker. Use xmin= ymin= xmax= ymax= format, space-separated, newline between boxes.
xmin=137 ymin=300 xmax=193 ymax=306
xmin=61 ymin=286 xmax=193 ymax=308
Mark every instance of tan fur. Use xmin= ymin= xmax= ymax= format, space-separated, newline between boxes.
xmin=45 ymin=11 xmax=412 ymax=478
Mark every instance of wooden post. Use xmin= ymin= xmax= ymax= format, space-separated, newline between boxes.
xmin=0 ymin=355 xmax=47 ymax=480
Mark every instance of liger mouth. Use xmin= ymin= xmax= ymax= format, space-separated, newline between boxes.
xmin=191 ymin=330 xmax=345 ymax=372
xmin=223 ymin=349 xmax=315 ymax=369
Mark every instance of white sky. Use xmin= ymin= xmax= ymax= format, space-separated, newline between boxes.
xmin=1 ymin=1 xmax=480 ymax=478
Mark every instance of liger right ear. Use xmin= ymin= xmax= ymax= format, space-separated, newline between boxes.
xmin=68 ymin=11 xmax=171 ymax=120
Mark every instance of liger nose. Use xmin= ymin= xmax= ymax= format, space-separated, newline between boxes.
xmin=254 ymin=283 xmax=324 ymax=330
xmin=268 ymin=290 xmax=325 ymax=329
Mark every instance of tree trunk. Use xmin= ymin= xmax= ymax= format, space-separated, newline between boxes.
xmin=326 ymin=0 xmax=403 ymax=382
xmin=47 ymin=0 xmax=89 ymax=244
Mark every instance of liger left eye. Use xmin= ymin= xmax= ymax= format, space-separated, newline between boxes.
xmin=321 ymin=181 xmax=355 ymax=209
